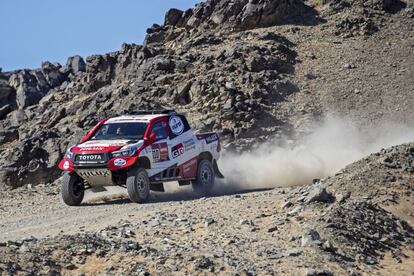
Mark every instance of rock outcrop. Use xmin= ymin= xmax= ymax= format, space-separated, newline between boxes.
xmin=0 ymin=0 xmax=411 ymax=189
xmin=146 ymin=0 xmax=319 ymax=45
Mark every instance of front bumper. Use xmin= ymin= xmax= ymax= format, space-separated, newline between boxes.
xmin=58 ymin=155 xmax=138 ymax=172
xmin=77 ymin=168 xmax=113 ymax=186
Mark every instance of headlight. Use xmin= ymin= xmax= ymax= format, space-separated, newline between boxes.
xmin=65 ymin=148 xmax=73 ymax=159
xmin=111 ymin=147 xmax=137 ymax=158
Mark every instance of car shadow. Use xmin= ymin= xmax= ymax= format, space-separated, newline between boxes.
xmin=82 ymin=197 xmax=131 ymax=206
xmin=151 ymin=187 xmax=274 ymax=203
xmin=81 ymin=186 xmax=274 ymax=206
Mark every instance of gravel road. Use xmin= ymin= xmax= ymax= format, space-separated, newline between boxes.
xmin=0 ymin=182 xmax=271 ymax=242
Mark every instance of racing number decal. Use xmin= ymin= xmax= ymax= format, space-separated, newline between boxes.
xmin=152 ymin=143 xmax=169 ymax=163
xmin=171 ymin=143 xmax=185 ymax=159
xmin=153 ymin=149 xmax=161 ymax=160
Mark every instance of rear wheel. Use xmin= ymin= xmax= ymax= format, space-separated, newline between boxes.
xmin=192 ymin=159 xmax=215 ymax=196
xmin=127 ymin=167 xmax=150 ymax=203
xmin=61 ymin=172 xmax=85 ymax=206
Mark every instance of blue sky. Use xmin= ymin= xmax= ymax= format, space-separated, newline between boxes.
xmin=0 ymin=0 xmax=200 ymax=71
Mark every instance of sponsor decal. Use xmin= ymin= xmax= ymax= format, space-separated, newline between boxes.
xmin=151 ymin=143 xmax=169 ymax=162
xmin=109 ymin=118 xmax=146 ymax=122
xmin=63 ymin=161 xmax=70 ymax=170
xmin=152 ymin=148 xmax=160 ymax=161
xmin=171 ymin=143 xmax=185 ymax=159
xmin=179 ymin=157 xmax=198 ymax=178
xmin=79 ymin=147 xmax=104 ymax=151
xmin=169 ymin=116 xmax=184 ymax=135
xmin=183 ymin=159 xmax=197 ymax=173
xmin=78 ymin=169 xmax=110 ymax=177
xmin=76 ymin=154 xmax=103 ymax=161
xmin=102 ymin=143 xmax=126 ymax=147
xmin=114 ymin=158 xmax=127 ymax=166
xmin=80 ymin=140 xmax=128 ymax=147
xmin=205 ymin=133 xmax=219 ymax=144
xmin=183 ymin=138 xmax=196 ymax=151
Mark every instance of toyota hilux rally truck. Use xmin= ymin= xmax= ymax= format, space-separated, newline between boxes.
xmin=58 ymin=110 xmax=223 ymax=206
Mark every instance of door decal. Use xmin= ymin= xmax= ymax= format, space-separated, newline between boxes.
xmin=171 ymin=143 xmax=185 ymax=159
xmin=183 ymin=138 xmax=196 ymax=151
xmin=152 ymin=143 xmax=169 ymax=163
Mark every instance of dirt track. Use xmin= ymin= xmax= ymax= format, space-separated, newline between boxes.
xmin=0 ymin=182 xmax=272 ymax=242
xmin=1 ymin=170 xmax=413 ymax=275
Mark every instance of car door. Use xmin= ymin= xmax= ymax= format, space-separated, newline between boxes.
xmin=167 ymin=114 xmax=197 ymax=165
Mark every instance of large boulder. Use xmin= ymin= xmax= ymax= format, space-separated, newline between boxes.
xmin=9 ymin=70 xmax=48 ymax=109
xmin=164 ymin=8 xmax=184 ymax=26
xmin=0 ymin=128 xmax=18 ymax=144
xmin=242 ymin=0 xmax=313 ymax=27
xmin=0 ymin=129 xmax=62 ymax=189
xmin=6 ymin=64 xmax=66 ymax=111
xmin=85 ymin=54 xmax=116 ymax=92
xmin=144 ymin=30 xmax=166 ymax=45
xmin=66 ymin=55 xmax=86 ymax=74
xmin=41 ymin=62 xmax=66 ymax=87
xmin=0 ymin=80 xmax=13 ymax=100
xmin=0 ymin=104 xmax=12 ymax=120
xmin=0 ymin=80 xmax=15 ymax=116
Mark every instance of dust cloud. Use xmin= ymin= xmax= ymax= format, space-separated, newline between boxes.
xmin=218 ymin=117 xmax=414 ymax=189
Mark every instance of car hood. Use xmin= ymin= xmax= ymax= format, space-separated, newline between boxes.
xmin=71 ymin=139 xmax=142 ymax=154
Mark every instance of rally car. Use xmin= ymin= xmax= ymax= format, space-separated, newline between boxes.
xmin=58 ymin=110 xmax=223 ymax=206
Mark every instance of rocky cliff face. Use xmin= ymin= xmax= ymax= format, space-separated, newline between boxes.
xmin=0 ymin=0 xmax=412 ymax=189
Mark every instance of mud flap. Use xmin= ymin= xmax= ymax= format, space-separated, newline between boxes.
xmin=150 ymin=183 xmax=165 ymax=192
xmin=213 ymin=160 xmax=224 ymax=179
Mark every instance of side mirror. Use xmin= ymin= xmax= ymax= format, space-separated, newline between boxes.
xmin=149 ymin=133 xmax=156 ymax=142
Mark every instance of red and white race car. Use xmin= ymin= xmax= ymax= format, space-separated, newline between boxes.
xmin=58 ymin=110 xmax=223 ymax=206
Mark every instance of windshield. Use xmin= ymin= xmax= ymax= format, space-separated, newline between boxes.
xmin=91 ymin=122 xmax=148 ymax=141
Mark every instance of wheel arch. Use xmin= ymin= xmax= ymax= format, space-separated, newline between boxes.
xmin=198 ymin=151 xmax=224 ymax=179
xmin=198 ymin=151 xmax=213 ymax=162
xmin=137 ymin=156 xmax=151 ymax=169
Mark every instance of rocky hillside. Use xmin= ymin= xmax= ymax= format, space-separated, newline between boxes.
xmin=1 ymin=142 xmax=413 ymax=275
xmin=0 ymin=0 xmax=413 ymax=190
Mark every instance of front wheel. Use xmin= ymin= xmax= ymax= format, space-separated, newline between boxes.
xmin=61 ymin=172 xmax=85 ymax=206
xmin=192 ymin=159 xmax=215 ymax=196
xmin=127 ymin=167 xmax=150 ymax=203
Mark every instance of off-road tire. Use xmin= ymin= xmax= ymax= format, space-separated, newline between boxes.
xmin=61 ymin=172 xmax=85 ymax=206
xmin=127 ymin=167 xmax=150 ymax=203
xmin=192 ymin=159 xmax=215 ymax=196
